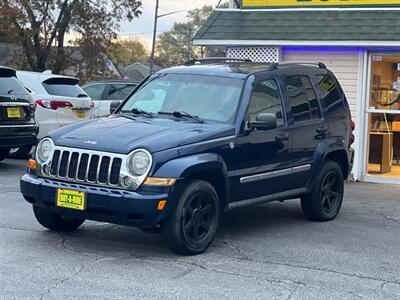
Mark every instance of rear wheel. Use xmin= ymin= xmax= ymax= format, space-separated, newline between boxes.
xmin=0 ymin=149 xmax=10 ymax=161
xmin=301 ymin=160 xmax=344 ymax=221
xmin=8 ymin=146 xmax=33 ymax=159
xmin=33 ymin=206 xmax=85 ymax=231
xmin=161 ymin=180 xmax=220 ymax=255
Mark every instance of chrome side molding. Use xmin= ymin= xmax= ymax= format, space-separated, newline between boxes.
xmin=240 ymin=164 xmax=311 ymax=184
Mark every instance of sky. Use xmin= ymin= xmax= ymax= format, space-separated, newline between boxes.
xmin=119 ymin=0 xmax=222 ymax=47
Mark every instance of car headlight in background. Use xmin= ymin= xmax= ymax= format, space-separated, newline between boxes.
xmin=127 ymin=149 xmax=152 ymax=176
xmin=36 ymin=138 xmax=54 ymax=163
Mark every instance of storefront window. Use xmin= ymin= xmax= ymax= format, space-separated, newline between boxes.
xmin=367 ymin=55 xmax=400 ymax=178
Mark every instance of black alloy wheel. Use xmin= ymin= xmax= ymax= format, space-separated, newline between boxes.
xmin=0 ymin=149 xmax=10 ymax=161
xmin=320 ymin=171 xmax=341 ymax=214
xmin=183 ymin=191 xmax=217 ymax=245
xmin=301 ymin=160 xmax=344 ymax=221
xmin=161 ymin=180 xmax=220 ymax=255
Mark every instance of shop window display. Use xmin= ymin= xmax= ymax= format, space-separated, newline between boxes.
xmin=367 ymin=55 xmax=400 ymax=178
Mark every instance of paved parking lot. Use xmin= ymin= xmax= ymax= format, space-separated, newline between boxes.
xmin=1 ymin=158 xmax=400 ymax=300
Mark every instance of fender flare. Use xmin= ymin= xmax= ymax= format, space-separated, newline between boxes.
xmin=307 ymin=137 xmax=350 ymax=188
xmin=153 ymin=153 xmax=230 ymax=207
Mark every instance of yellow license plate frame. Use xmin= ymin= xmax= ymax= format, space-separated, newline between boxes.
xmin=75 ymin=110 xmax=86 ymax=119
xmin=56 ymin=189 xmax=86 ymax=211
xmin=7 ymin=107 xmax=21 ymax=118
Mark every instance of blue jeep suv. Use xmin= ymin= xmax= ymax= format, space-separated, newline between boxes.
xmin=20 ymin=59 xmax=354 ymax=255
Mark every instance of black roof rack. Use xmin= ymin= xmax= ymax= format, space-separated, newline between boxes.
xmin=184 ymin=57 xmax=253 ymax=66
xmin=273 ymin=62 xmax=327 ymax=69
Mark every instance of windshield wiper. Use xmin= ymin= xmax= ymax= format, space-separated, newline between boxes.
xmin=158 ymin=111 xmax=204 ymax=123
xmin=118 ymin=114 xmax=137 ymax=121
xmin=121 ymin=108 xmax=154 ymax=118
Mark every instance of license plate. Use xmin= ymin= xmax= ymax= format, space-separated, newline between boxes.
xmin=7 ymin=107 xmax=21 ymax=118
xmin=75 ymin=110 xmax=86 ymax=119
xmin=56 ymin=189 xmax=86 ymax=211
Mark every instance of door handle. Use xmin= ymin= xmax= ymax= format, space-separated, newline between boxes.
xmin=275 ymin=133 xmax=290 ymax=141
xmin=316 ymin=126 xmax=328 ymax=134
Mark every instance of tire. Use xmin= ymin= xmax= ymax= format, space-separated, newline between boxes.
xmin=161 ymin=180 xmax=220 ymax=255
xmin=33 ymin=206 xmax=85 ymax=231
xmin=301 ymin=160 xmax=344 ymax=222
xmin=139 ymin=227 xmax=161 ymax=234
xmin=0 ymin=149 xmax=10 ymax=162
xmin=8 ymin=146 xmax=33 ymax=159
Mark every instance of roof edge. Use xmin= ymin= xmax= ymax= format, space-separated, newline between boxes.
xmin=215 ymin=7 xmax=400 ymax=12
xmin=193 ymin=39 xmax=400 ymax=47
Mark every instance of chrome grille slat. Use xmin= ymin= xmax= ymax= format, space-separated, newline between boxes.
xmin=75 ymin=152 xmax=82 ymax=180
xmin=96 ymin=155 xmax=103 ymax=183
xmin=107 ymin=158 xmax=114 ymax=185
xmin=41 ymin=146 xmax=125 ymax=188
xmin=56 ymin=150 xmax=63 ymax=177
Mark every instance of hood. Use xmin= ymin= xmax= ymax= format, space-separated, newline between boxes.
xmin=49 ymin=115 xmax=235 ymax=154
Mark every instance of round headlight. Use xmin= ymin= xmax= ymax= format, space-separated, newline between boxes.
xmin=36 ymin=138 xmax=54 ymax=163
xmin=128 ymin=150 xmax=152 ymax=176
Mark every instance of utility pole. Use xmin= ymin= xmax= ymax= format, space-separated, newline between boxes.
xmin=149 ymin=0 xmax=159 ymax=74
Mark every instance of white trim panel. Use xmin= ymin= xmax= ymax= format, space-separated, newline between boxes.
xmin=193 ymin=40 xmax=400 ymax=47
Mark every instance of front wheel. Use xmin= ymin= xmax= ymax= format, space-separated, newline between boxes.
xmin=161 ymin=180 xmax=220 ymax=255
xmin=301 ymin=160 xmax=344 ymax=222
xmin=33 ymin=206 xmax=85 ymax=231
xmin=0 ymin=149 xmax=10 ymax=162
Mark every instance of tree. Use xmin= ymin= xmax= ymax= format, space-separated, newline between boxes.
xmin=0 ymin=0 xmax=142 ymax=74
xmin=156 ymin=5 xmax=213 ymax=67
xmin=109 ymin=38 xmax=148 ymax=67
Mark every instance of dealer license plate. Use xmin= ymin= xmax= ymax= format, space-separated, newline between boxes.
xmin=75 ymin=110 xmax=86 ymax=119
xmin=7 ymin=107 xmax=21 ymax=118
xmin=56 ymin=189 xmax=86 ymax=211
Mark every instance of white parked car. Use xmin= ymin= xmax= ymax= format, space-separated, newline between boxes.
xmin=11 ymin=71 xmax=93 ymax=157
xmin=82 ymin=80 xmax=138 ymax=117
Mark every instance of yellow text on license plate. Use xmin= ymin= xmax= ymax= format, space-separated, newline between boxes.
xmin=57 ymin=189 xmax=86 ymax=211
xmin=7 ymin=107 xmax=21 ymax=118
xmin=75 ymin=110 xmax=86 ymax=119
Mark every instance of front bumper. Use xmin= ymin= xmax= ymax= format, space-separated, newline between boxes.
xmin=0 ymin=124 xmax=38 ymax=148
xmin=20 ymin=174 xmax=171 ymax=228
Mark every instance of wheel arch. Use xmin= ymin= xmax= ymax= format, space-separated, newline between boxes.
xmin=307 ymin=139 xmax=351 ymax=189
xmin=152 ymin=153 xmax=230 ymax=209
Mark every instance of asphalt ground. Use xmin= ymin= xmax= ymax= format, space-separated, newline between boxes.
xmin=1 ymin=158 xmax=400 ymax=300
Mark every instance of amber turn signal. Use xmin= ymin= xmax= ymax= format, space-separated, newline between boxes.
xmin=157 ymin=200 xmax=167 ymax=211
xmin=144 ymin=177 xmax=176 ymax=186
xmin=27 ymin=159 xmax=37 ymax=170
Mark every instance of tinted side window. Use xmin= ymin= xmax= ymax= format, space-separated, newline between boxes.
xmin=107 ymin=84 xmax=136 ymax=100
xmin=83 ymin=84 xmax=105 ymax=100
xmin=248 ymin=79 xmax=284 ymax=127
xmin=316 ymin=72 xmax=346 ymax=119
xmin=286 ymin=75 xmax=321 ymax=123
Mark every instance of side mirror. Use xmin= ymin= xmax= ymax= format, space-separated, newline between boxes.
xmin=247 ymin=113 xmax=277 ymax=131
xmin=110 ymin=100 xmax=122 ymax=114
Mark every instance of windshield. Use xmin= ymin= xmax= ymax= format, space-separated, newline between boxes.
xmin=119 ymin=73 xmax=244 ymax=123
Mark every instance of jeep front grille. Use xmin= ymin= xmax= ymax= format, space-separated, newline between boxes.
xmin=44 ymin=148 xmax=123 ymax=186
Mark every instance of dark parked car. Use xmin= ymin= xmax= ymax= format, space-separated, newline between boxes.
xmin=82 ymin=80 xmax=138 ymax=117
xmin=21 ymin=59 xmax=354 ymax=255
xmin=0 ymin=66 xmax=38 ymax=161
